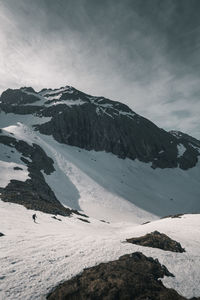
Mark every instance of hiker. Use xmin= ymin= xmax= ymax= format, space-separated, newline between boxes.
xmin=32 ymin=213 xmax=37 ymax=223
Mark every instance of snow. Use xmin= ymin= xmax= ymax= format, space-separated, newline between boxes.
xmin=95 ymin=106 xmax=114 ymax=118
xmin=45 ymin=99 xmax=86 ymax=107
xmin=0 ymin=111 xmax=51 ymax=129
xmin=119 ymin=110 xmax=136 ymax=119
xmin=40 ymin=86 xmax=73 ymax=96
xmin=0 ymin=161 xmax=29 ymax=188
xmin=21 ymin=90 xmax=46 ymax=106
xmin=0 ymin=200 xmax=200 ymax=300
xmin=44 ymin=94 xmax=61 ymax=101
xmin=170 ymin=131 xmax=182 ymax=139
xmin=159 ymin=150 xmax=164 ymax=154
xmin=1 ymin=117 xmax=200 ymax=222
xmin=177 ymin=143 xmax=186 ymax=158
xmin=0 ymin=143 xmax=30 ymax=187
xmin=39 ymin=134 xmax=200 ymax=220
xmin=1 ymin=98 xmax=200 ymax=299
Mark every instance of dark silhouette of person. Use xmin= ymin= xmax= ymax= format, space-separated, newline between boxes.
xmin=32 ymin=214 xmax=37 ymax=223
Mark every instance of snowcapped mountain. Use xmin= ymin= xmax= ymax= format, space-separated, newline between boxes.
xmin=0 ymin=85 xmax=200 ymax=299
xmin=0 ymin=85 xmax=200 ymax=221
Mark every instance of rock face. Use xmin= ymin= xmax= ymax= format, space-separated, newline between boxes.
xmin=47 ymin=252 xmax=187 ymax=300
xmin=0 ymin=134 xmax=72 ymax=216
xmin=126 ymin=231 xmax=185 ymax=252
xmin=0 ymin=86 xmax=199 ymax=170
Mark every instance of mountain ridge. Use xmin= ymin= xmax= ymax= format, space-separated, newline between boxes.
xmin=1 ymin=85 xmax=199 ymax=171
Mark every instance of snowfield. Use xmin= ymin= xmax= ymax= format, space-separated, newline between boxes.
xmin=0 ymin=105 xmax=200 ymax=299
xmin=0 ymin=119 xmax=200 ymax=222
xmin=0 ymin=201 xmax=200 ymax=300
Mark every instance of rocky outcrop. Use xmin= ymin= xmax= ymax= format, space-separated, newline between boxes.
xmin=0 ymin=134 xmax=72 ymax=216
xmin=1 ymin=88 xmax=38 ymax=105
xmin=170 ymin=131 xmax=200 ymax=148
xmin=126 ymin=231 xmax=185 ymax=252
xmin=47 ymin=251 xmax=187 ymax=300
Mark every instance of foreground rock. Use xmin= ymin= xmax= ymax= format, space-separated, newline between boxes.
xmin=47 ymin=252 xmax=187 ymax=300
xmin=126 ymin=231 xmax=185 ymax=252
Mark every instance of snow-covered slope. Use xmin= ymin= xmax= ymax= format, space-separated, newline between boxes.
xmin=1 ymin=116 xmax=200 ymax=221
xmin=0 ymin=200 xmax=200 ymax=300
xmin=1 ymin=119 xmax=200 ymax=223
xmin=0 ymin=85 xmax=200 ymax=299
xmin=0 ymin=142 xmax=30 ymax=188
xmin=0 ymin=84 xmax=200 ymax=221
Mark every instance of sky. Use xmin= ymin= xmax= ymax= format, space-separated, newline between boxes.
xmin=0 ymin=0 xmax=200 ymax=139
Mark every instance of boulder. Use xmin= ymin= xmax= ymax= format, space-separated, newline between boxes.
xmin=126 ymin=231 xmax=185 ymax=252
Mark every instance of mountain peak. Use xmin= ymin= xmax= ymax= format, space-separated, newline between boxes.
xmin=0 ymin=85 xmax=199 ymax=171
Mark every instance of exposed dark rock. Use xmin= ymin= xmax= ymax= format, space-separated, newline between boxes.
xmin=126 ymin=231 xmax=185 ymax=253
xmin=36 ymin=103 xmax=181 ymax=169
xmin=35 ymin=90 xmax=199 ymax=170
xmin=77 ymin=217 xmax=90 ymax=223
xmin=0 ymin=103 xmax=42 ymax=115
xmin=0 ymin=134 xmax=72 ymax=216
xmin=170 ymin=130 xmax=200 ymax=148
xmin=161 ymin=214 xmax=184 ymax=219
xmin=0 ymin=178 xmax=72 ymax=216
xmin=142 ymin=221 xmax=151 ymax=225
xmin=52 ymin=216 xmax=62 ymax=221
xmin=13 ymin=166 xmax=23 ymax=171
xmin=1 ymin=88 xmax=39 ymax=105
xmin=47 ymin=251 xmax=187 ymax=300
xmin=0 ymin=232 xmax=5 ymax=237
xmin=21 ymin=87 xmax=36 ymax=93
xmin=100 ymin=219 xmax=110 ymax=224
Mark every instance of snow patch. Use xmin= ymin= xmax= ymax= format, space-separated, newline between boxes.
xmin=0 ymin=201 xmax=200 ymax=300
xmin=45 ymin=99 xmax=85 ymax=107
xmin=177 ymin=144 xmax=186 ymax=158
xmin=0 ymin=161 xmax=29 ymax=188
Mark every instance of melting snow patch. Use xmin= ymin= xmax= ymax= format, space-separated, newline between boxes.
xmin=0 ymin=161 xmax=29 ymax=188
xmin=119 ymin=111 xmax=136 ymax=119
xmin=41 ymin=86 xmax=73 ymax=96
xmin=177 ymin=144 xmax=186 ymax=158
xmin=46 ymin=99 xmax=86 ymax=107
xmin=44 ymin=94 xmax=61 ymax=101
xmin=159 ymin=150 xmax=164 ymax=154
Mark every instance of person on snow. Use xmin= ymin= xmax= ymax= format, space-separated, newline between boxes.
xmin=32 ymin=213 xmax=37 ymax=223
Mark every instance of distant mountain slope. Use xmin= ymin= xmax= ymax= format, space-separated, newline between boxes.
xmin=1 ymin=86 xmax=199 ymax=170
xmin=0 ymin=85 xmax=200 ymax=221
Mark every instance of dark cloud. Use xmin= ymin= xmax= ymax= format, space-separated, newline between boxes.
xmin=0 ymin=0 xmax=200 ymax=138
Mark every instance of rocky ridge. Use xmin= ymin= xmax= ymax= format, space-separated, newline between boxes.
xmin=1 ymin=86 xmax=199 ymax=170
xmin=0 ymin=130 xmax=74 ymax=216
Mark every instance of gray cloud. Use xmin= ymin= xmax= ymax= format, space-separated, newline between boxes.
xmin=0 ymin=0 xmax=200 ymax=138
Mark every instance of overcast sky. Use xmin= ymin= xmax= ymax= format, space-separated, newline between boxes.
xmin=0 ymin=0 xmax=200 ymax=138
